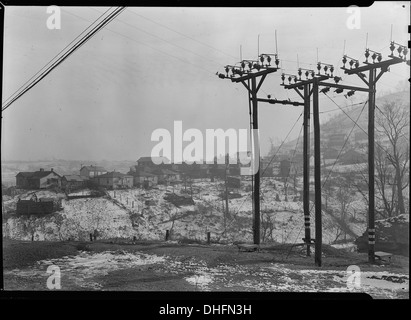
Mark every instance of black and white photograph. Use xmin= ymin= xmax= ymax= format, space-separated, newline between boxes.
xmin=1 ymin=2 xmax=410 ymax=302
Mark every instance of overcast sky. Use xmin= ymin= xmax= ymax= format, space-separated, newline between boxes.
xmin=2 ymin=3 xmax=410 ymax=161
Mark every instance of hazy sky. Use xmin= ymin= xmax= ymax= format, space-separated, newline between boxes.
xmin=2 ymin=3 xmax=410 ymax=161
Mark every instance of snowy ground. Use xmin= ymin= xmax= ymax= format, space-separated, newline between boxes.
xmin=4 ymin=249 xmax=408 ymax=298
xmin=3 ymin=178 xmax=368 ymax=245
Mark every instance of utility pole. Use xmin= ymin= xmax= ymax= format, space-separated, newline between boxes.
xmin=303 ymin=83 xmax=311 ymax=257
xmin=341 ymin=42 xmax=408 ymax=263
xmin=312 ymin=76 xmax=322 ymax=267
xmin=251 ymin=75 xmax=261 ymax=244
xmin=217 ymin=54 xmax=279 ymax=244
xmin=282 ymin=69 xmax=328 ymax=264
xmin=282 ymin=63 xmax=370 ymax=266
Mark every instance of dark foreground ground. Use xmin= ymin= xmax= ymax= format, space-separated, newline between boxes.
xmin=2 ymin=238 xmax=409 ymax=298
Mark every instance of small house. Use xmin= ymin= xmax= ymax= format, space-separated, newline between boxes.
xmin=131 ymin=171 xmax=159 ymax=188
xmin=80 ymin=165 xmax=107 ymax=178
xmin=62 ymin=175 xmax=88 ymax=190
xmin=92 ymin=171 xmax=133 ymax=189
xmin=16 ymin=168 xmax=61 ymax=189
xmin=154 ymin=168 xmax=181 ymax=184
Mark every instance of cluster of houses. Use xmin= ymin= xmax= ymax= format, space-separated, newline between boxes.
xmin=16 ymin=165 xmax=134 ymax=191
xmin=15 ymin=136 xmax=367 ymax=191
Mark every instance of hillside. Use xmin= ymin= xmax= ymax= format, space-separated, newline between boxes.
xmin=275 ymin=88 xmax=410 ymax=153
xmin=2 ymin=178 xmax=367 ymax=246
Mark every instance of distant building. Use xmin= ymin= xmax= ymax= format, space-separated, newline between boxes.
xmin=62 ymin=175 xmax=88 ymax=190
xmin=16 ymin=168 xmax=61 ymax=189
xmin=153 ymin=168 xmax=181 ymax=184
xmin=92 ymin=171 xmax=133 ymax=189
xmin=80 ymin=165 xmax=107 ymax=178
xmin=130 ymin=171 xmax=158 ymax=188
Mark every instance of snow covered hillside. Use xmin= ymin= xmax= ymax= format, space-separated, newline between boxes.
xmin=2 ymin=179 xmax=367 ymax=245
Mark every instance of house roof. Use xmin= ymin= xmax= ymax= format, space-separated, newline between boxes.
xmin=16 ymin=170 xmax=61 ymax=179
xmin=63 ymin=175 xmax=86 ymax=182
xmin=94 ymin=171 xmax=132 ymax=178
xmin=30 ymin=171 xmax=61 ymax=178
xmin=16 ymin=172 xmax=35 ymax=177
xmin=81 ymin=165 xmax=107 ymax=172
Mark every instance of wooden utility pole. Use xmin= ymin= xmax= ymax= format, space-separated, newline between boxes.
xmin=368 ymin=67 xmax=376 ymax=263
xmin=217 ymin=57 xmax=279 ymax=245
xmin=251 ymin=76 xmax=261 ymax=244
xmin=303 ymin=83 xmax=311 ymax=256
xmin=312 ymin=77 xmax=322 ymax=267
xmin=283 ymin=66 xmax=372 ymax=266
xmin=341 ymin=44 xmax=408 ymax=263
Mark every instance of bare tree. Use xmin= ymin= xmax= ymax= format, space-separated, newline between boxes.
xmin=376 ymin=100 xmax=410 ymax=215
xmin=375 ymin=143 xmax=397 ymax=217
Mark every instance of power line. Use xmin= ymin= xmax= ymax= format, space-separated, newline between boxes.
xmin=286 ymin=100 xmax=368 ymax=258
xmin=231 ymin=112 xmax=303 ymax=216
xmin=281 ymin=123 xmax=303 ymax=197
xmin=261 ymin=112 xmax=303 ymax=177
xmin=316 ymin=100 xmax=367 ymax=114
xmin=69 ymin=9 xmax=216 ymax=78
xmin=2 ymin=7 xmax=114 ymax=107
xmin=96 ymin=8 xmax=226 ymax=69
xmin=321 ymin=100 xmax=368 ymax=189
xmin=126 ymin=8 xmax=239 ymax=61
xmin=323 ymin=93 xmax=395 ymax=159
xmin=2 ymin=7 xmax=126 ymax=112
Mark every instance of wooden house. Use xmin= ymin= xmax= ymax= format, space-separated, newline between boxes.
xmin=16 ymin=168 xmax=61 ymax=189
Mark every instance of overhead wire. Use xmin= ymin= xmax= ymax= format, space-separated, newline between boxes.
xmin=323 ymin=93 xmax=393 ymax=157
xmin=2 ymin=7 xmax=114 ymax=107
xmin=231 ymin=112 xmax=303 ymax=216
xmin=2 ymin=7 xmax=126 ymax=112
xmin=70 ymin=9 xmax=217 ymax=78
xmin=285 ymin=100 xmax=368 ymax=258
xmin=126 ymin=8 xmax=239 ymax=61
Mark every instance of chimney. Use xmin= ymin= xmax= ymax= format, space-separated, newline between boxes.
xmin=40 ymin=168 xmax=44 ymax=172
xmin=51 ymin=168 xmax=54 ymax=172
